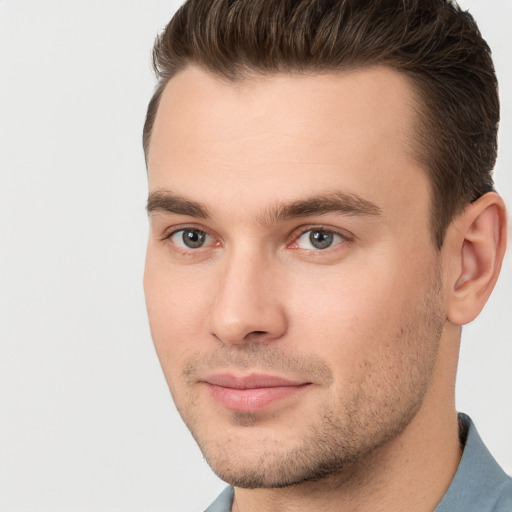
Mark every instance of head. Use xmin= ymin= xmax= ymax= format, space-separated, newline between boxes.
xmin=143 ymin=0 xmax=507 ymax=491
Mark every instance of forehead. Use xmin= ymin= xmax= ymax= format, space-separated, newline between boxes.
xmin=147 ymin=65 xmax=428 ymax=221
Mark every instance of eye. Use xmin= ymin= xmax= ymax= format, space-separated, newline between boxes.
xmin=295 ymin=229 xmax=345 ymax=250
xmin=169 ymin=228 xmax=211 ymax=249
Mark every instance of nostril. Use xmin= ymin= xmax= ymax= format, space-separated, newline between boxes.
xmin=243 ymin=330 xmax=272 ymax=343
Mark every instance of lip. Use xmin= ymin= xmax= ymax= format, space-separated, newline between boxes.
xmin=202 ymin=373 xmax=311 ymax=412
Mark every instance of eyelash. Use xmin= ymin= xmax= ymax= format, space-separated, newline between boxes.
xmin=290 ymin=227 xmax=351 ymax=251
xmin=162 ymin=225 xmax=216 ymax=252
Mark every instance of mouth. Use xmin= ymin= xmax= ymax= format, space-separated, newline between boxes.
xmin=201 ymin=373 xmax=312 ymax=413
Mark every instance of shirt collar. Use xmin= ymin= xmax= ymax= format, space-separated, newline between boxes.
xmin=434 ymin=413 xmax=511 ymax=512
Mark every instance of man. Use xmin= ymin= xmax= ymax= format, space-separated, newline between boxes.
xmin=142 ymin=0 xmax=511 ymax=510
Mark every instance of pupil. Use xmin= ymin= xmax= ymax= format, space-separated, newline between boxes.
xmin=183 ymin=230 xmax=205 ymax=248
xmin=310 ymin=230 xmax=333 ymax=249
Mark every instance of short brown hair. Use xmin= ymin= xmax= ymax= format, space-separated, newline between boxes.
xmin=143 ymin=0 xmax=499 ymax=248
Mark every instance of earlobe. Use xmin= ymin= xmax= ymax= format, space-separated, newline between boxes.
xmin=445 ymin=192 xmax=508 ymax=326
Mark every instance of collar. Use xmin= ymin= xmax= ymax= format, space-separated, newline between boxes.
xmin=434 ymin=413 xmax=512 ymax=512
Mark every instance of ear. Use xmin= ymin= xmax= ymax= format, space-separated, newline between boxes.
xmin=444 ymin=192 xmax=508 ymax=326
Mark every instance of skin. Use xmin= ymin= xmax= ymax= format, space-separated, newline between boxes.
xmin=144 ymin=66 xmax=507 ymax=512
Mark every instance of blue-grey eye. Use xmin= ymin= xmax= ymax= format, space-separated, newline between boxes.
xmin=296 ymin=229 xmax=344 ymax=250
xmin=170 ymin=229 xmax=209 ymax=249
xmin=310 ymin=230 xmax=334 ymax=249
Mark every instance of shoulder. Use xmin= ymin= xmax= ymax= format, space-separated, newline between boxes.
xmin=493 ymin=478 xmax=512 ymax=512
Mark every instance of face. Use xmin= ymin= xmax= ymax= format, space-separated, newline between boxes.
xmin=144 ymin=66 xmax=447 ymax=488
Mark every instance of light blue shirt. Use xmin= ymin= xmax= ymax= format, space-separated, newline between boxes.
xmin=204 ymin=414 xmax=512 ymax=512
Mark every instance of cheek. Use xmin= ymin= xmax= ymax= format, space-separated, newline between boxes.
xmin=144 ymin=248 xmax=211 ymax=373
xmin=292 ymin=263 xmax=405 ymax=336
xmin=288 ymin=261 xmax=423 ymax=376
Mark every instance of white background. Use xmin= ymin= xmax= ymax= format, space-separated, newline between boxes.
xmin=0 ymin=1 xmax=510 ymax=511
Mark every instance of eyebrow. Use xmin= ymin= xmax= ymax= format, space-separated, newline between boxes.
xmin=260 ymin=192 xmax=382 ymax=225
xmin=146 ymin=190 xmax=381 ymax=223
xmin=147 ymin=191 xmax=211 ymax=218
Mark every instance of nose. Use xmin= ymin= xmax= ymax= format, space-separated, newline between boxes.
xmin=207 ymin=250 xmax=288 ymax=346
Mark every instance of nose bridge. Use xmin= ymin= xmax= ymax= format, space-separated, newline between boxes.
xmin=208 ymin=244 xmax=287 ymax=345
